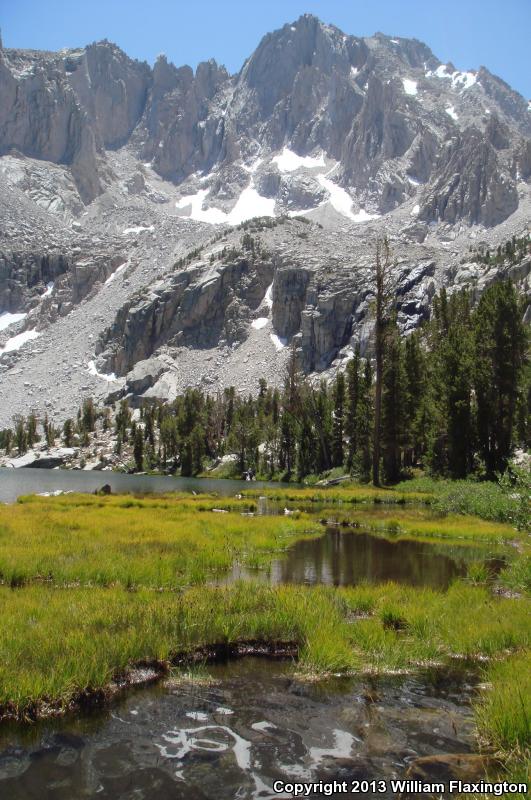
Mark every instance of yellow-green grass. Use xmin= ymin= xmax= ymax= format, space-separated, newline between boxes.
xmin=242 ymin=485 xmax=432 ymax=505
xmin=0 ymin=494 xmax=320 ymax=588
xmin=396 ymin=476 xmax=530 ymax=531
xmin=476 ymin=652 xmax=530 ymax=753
xmin=0 ymin=581 xmax=528 ymax=718
xmin=0 ymin=583 xmax=352 ymax=715
xmin=467 ymin=652 xmax=531 ymax=800
xmin=2 ymin=494 xmax=516 ymax=592
xmin=338 ymin=582 xmax=530 ymax=669
xmin=335 ymin=508 xmax=522 ymax=543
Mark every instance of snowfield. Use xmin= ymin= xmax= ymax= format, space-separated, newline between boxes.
xmin=446 ymin=106 xmax=459 ymax=121
xmin=427 ymin=64 xmax=477 ymax=92
xmin=176 ymin=183 xmax=275 ymax=225
xmin=0 ymin=312 xmax=27 ymax=332
xmin=402 ymin=79 xmax=418 ymax=96
xmin=251 ymin=317 xmax=269 ymax=330
xmin=105 ymin=260 xmax=131 ymax=285
xmin=272 ymin=148 xmax=326 ymax=172
xmin=122 ymin=225 xmax=155 ymax=235
xmin=87 ymin=360 xmax=118 ymax=382
xmin=270 ymin=333 xmax=287 ymax=351
xmin=0 ymin=329 xmax=40 ymax=354
xmin=317 ymin=175 xmax=380 ymax=222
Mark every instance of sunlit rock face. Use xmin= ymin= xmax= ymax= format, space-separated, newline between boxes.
xmin=0 ymin=16 xmax=529 ymax=424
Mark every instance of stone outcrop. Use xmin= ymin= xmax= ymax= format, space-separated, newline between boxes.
xmin=272 ymin=267 xmax=311 ymax=338
xmin=67 ymin=42 xmax=151 ymax=149
xmin=145 ymin=56 xmax=229 ymax=181
xmin=0 ymin=250 xmax=70 ymax=312
xmin=299 ymin=288 xmax=358 ymax=371
xmin=97 ymin=256 xmax=275 ymax=375
xmin=124 ymin=356 xmax=167 ymax=395
xmin=419 ymin=127 xmax=518 ymax=226
xmin=0 ymin=47 xmax=102 ymax=202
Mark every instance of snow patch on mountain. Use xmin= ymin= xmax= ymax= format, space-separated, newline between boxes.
xmin=402 ymin=79 xmax=417 ymax=96
xmin=242 ymin=158 xmax=263 ymax=174
xmin=264 ymin=283 xmax=273 ymax=310
xmin=317 ymin=175 xmax=380 ymax=222
xmin=0 ymin=329 xmax=40 ymax=354
xmin=0 ymin=312 xmax=27 ymax=332
xmin=105 ymin=260 xmax=131 ymax=285
xmin=270 ymin=333 xmax=287 ymax=351
xmin=87 ymin=360 xmax=118 ymax=381
xmin=273 ymin=148 xmax=326 ymax=172
xmin=427 ymin=64 xmax=476 ymax=92
xmin=446 ymin=106 xmax=459 ymax=121
xmin=251 ymin=317 xmax=269 ymax=330
xmin=176 ymin=183 xmax=275 ymax=225
xmin=122 ymin=225 xmax=154 ymax=235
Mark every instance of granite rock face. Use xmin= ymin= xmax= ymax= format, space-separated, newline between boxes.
xmin=97 ymin=257 xmax=275 ymax=375
xmin=0 ymin=16 xmax=530 ymax=425
xmin=419 ymin=128 xmax=518 ymax=226
xmin=1 ymin=15 xmax=529 ymax=222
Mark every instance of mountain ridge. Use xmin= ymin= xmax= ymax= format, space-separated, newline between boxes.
xmin=0 ymin=15 xmax=529 ymax=427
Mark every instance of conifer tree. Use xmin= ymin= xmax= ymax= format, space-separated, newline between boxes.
xmin=425 ymin=289 xmax=474 ymax=478
xmin=332 ymin=372 xmax=345 ymax=468
xmin=403 ymin=332 xmax=426 ymax=467
xmin=372 ymin=238 xmax=395 ymax=485
xmin=133 ymin=426 xmax=144 ymax=472
xmin=82 ymin=398 xmax=96 ymax=432
xmin=313 ymin=380 xmax=332 ymax=473
xmin=26 ymin=411 xmax=38 ymax=447
xmin=345 ymin=348 xmax=361 ymax=470
xmin=474 ymin=280 xmax=528 ymax=476
xmin=63 ymin=418 xmax=74 ymax=447
xmin=356 ymin=360 xmax=373 ymax=481
xmin=297 ymin=404 xmax=315 ymax=479
xmin=14 ymin=417 xmax=27 ymax=454
xmin=381 ymin=321 xmax=405 ymax=483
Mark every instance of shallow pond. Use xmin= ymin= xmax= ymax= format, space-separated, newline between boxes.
xmin=220 ymin=527 xmax=505 ymax=591
xmin=0 ymin=658 xmax=480 ymax=800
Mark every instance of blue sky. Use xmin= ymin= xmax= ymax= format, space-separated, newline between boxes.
xmin=2 ymin=0 xmax=530 ymax=98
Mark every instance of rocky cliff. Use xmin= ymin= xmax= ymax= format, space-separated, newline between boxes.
xmin=0 ymin=16 xmax=529 ymax=425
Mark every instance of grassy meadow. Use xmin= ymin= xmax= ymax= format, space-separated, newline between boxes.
xmin=0 ymin=581 xmax=529 ymax=717
xmin=0 ymin=484 xmax=528 ymax=783
xmin=0 ymin=493 xmax=319 ymax=588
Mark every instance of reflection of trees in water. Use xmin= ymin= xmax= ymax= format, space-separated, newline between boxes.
xmin=277 ymin=530 xmax=469 ymax=589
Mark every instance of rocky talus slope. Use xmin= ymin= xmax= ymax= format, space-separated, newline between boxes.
xmin=0 ymin=16 xmax=529 ymax=426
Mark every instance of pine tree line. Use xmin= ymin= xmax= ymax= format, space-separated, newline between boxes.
xmin=1 ymin=280 xmax=528 ymax=483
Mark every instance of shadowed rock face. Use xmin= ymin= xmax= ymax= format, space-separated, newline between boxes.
xmin=96 ymin=257 xmax=275 ymax=376
xmin=0 ymin=251 xmax=70 ymax=311
xmin=68 ymin=42 xmax=152 ymax=150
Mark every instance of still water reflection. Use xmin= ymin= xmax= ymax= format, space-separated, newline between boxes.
xmin=224 ymin=528 xmax=502 ymax=591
